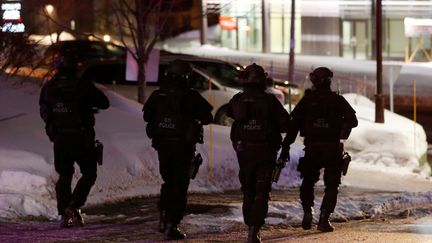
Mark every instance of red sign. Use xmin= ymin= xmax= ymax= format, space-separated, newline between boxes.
xmin=219 ymin=16 xmax=236 ymax=31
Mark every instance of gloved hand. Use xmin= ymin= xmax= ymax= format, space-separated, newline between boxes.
xmin=279 ymin=146 xmax=290 ymax=162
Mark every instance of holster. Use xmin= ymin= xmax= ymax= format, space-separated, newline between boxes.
xmin=189 ymin=152 xmax=203 ymax=179
xmin=94 ymin=140 xmax=104 ymax=166
xmin=341 ymin=152 xmax=351 ymax=176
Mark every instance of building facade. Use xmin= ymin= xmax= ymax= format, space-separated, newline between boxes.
xmin=213 ymin=0 xmax=432 ymax=61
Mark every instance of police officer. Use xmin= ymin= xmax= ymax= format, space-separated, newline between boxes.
xmin=280 ymin=67 xmax=358 ymax=232
xmin=143 ymin=59 xmax=213 ymax=240
xmin=39 ymin=58 xmax=110 ymax=228
xmin=227 ymin=63 xmax=291 ymax=243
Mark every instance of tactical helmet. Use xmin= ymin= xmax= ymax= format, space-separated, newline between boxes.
xmin=240 ymin=63 xmax=267 ymax=86
xmin=309 ymin=67 xmax=333 ymax=89
xmin=52 ymin=53 xmax=77 ymax=77
xmin=165 ymin=59 xmax=192 ymax=81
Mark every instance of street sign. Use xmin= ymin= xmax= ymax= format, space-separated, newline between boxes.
xmin=383 ymin=63 xmax=402 ymax=112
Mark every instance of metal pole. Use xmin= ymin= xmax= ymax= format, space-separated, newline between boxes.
xmin=262 ymin=0 xmax=270 ymax=53
xmin=371 ymin=0 xmax=376 ymax=59
xmin=199 ymin=0 xmax=208 ymax=45
xmin=375 ymin=0 xmax=384 ymax=123
xmin=413 ymin=80 xmax=417 ymax=150
xmin=288 ymin=0 xmax=295 ymax=83
xmin=389 ymin=66 xmax=394 ymax=112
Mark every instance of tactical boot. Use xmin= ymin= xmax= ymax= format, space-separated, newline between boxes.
xmin=317 ymin=210 xmax=334 ymax=232
xmin=73 ymin=208 xmax=84 ymax=227
xmin=163 ymin=223 xmax=186 ymax=240
xmin=158 ymin=210 xmax=166 ymax=233
xmin=65 ymin=207 xmax=84 ymax=227
xmin=247 ymin=226 xmax=262 ymax=243
xmin=59 ymin=214 xmax=73 ymax=228
xmin=301 ymin=207 xmax=313 ymax=230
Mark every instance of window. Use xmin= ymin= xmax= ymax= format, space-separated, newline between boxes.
xmin=192 ymin=61 xmax=242 ymax=88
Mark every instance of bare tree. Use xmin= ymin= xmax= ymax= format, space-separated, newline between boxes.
xmin=37 ymin=0 xmax=95 ymax=42
xmin=0 ymin=32 xmax=40 ymax=78
xmin=111 ymin=0 xmax=177 ymax=104
xmin=0 ymin=1 xmax=94 ymax=83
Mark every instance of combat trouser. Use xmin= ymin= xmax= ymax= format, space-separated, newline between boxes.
xmin=156 ymin=141 xmax=193 ymax=225
xmin=236 ymin=143 xmax=277 ymax=227
xmin=54 ymin=130 xmax=97 ymax=215
xmin=298 ymin=143 xmax=343 ymax=213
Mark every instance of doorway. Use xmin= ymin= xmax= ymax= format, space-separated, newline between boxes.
xmin=342 ymin=20 xmax=369 ymax=60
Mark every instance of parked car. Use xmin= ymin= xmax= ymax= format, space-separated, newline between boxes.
xmin=273 ymin=80 xmax=302 ymax=107
xmin=42 ymin=39 xmax=127 ymax=83
xmin=44 ymin=39 xmax=127 ymax=64
xmin=159 ymin=52 xmax=244 ymax=89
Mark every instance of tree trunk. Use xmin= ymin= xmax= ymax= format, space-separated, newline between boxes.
xmin=137 ymin=57 xmax=146 ymax=104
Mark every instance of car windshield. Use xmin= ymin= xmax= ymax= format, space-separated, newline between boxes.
xmin=191 ymin=61 xmax=243 ymax=88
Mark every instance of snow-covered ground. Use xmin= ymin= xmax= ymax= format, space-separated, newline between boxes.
xmin=1 ymin=69 xmax=432 ymax=224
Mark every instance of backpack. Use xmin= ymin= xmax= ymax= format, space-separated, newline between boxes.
xmin=151 ymin=90 xmax=190 ymax=139
xmin=44 ymin=77 xmax=83 ymax=131
xmin=233 ymin=92 xmax=272 ymax=143
xmin=302 ymin=92 xmax=342 ymax=137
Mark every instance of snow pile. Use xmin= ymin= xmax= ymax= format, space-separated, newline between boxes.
xmin=345 ymin=93 xmax=428 ymax=175
xmin=0 ymin=74 xmax=431 ymax=220
xmin=183 ymin=191 xmax=432 ymax=229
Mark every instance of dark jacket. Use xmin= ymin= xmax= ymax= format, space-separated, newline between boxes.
xmin=39 ymin=76 xmax=110 ymax=139
xmin=227 ymin=87 xmax=291 ymax=149
xmin=143 ymin=86 xmax=213 ymax=143
xmin=283 ymin=89 xmax=358 ymax=147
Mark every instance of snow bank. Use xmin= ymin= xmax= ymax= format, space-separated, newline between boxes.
xmin=183 ymin=191 xmax=432 ymax=228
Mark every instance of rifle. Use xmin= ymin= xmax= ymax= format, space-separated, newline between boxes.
xmin=189 ymin=151 xmax=203 ymax=179
xmin=272 ymin=157 xmax=287 ymax=183
xmin=341 ymin=152 xmax=351 ymax=176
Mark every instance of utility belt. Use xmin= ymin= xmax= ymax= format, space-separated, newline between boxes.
xmin=233 ymin=140 xmax=269 ymax=152
xmin=56 ymin=127 xmax=85 ymax=133
xmin=155 ymin=136 xmax=184 ymax=142
xmin=53 ymin=124 xmax=92 ymax=134
xmin=153 ymin=136 xmax=191 ymax=149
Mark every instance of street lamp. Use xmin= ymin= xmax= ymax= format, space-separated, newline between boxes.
xmin=103 ymin=34 xmax=111 ymax=42
xmin=44 ymin=4 xmax=54 ymax=15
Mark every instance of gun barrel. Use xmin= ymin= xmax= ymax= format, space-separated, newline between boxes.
xmin=95 ymin=140 xmax=103 ymax=166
